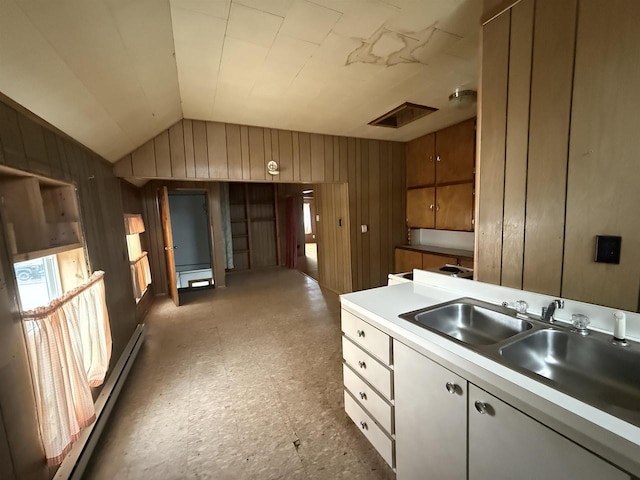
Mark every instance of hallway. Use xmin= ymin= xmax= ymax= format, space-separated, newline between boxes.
xmin=85 ymin=268 xmax=394 ymax=479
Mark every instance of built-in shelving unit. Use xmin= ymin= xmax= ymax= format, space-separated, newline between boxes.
xmin=228 ymin=182 xmax=279 ymax=271
xmin=0 ymin=165 xmax=82 ymax=261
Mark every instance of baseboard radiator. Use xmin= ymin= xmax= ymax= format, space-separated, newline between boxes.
xmin=54 ymin=323 xmax=146 ymax=480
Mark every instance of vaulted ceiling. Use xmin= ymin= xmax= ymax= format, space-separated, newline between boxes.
xmin=0 ymin=0 xmax=480 ymax=163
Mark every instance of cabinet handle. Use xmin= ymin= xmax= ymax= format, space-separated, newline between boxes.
xmin=357 ymin=329 xmax=365 ymax=338
xmin=445 ymin=382 xmax=458 ymax=394
xmin=359 ymin=391 xmax=367 ymax=400
xmin=436 ymin=155 xmax=442 ymax=162
xmin=360 ymin=421 xmax=368 ymax=430
xmin=474 ymin=401 xmax=489 ymax=415
xmin=358 ymin=361 xmax=366 ymax=369
xmin=429 ymin=204 xmax=434 ymax=210
xmin=436 ymin=204 xmax=440 ymax=212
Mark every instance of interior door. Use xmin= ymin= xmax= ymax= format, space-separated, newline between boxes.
xmin=159 ymin=186 xmax=179 ymax=306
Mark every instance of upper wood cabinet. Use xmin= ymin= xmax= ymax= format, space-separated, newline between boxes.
xmin=406 ymin=118 xmax=476 ymax=231
xmin=406 ymin=133 xmax=435 ymax=187
xmin=436 ymin=183 xmax=474 ymax=231
xmin=406 ymin=187 xmax=434 ymax=229
xmin=435 ymin=118 xmax=476 ymax=184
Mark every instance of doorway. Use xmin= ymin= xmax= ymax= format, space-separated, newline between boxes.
xmin=299 ymin=189 xmax=318 ymax=280
xmin=159 ymin=187 xmax=214 ymax=306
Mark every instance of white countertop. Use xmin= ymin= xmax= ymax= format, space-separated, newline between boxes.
xmin=341 ymin=271 xmax=640 ymax=476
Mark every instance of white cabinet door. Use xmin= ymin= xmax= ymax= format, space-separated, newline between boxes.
xmin=394 ymin=340 xmax=467 ymax=480
xmin=468 ymin=384 xmax=629 ymax=480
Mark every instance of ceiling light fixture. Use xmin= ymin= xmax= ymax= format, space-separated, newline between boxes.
xmin=449 ymin=89 xmax=477 ymax=108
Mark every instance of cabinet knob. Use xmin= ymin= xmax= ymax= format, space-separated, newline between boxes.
xmin=358 ymin=361 xmax=366 ymax=369
xmin=429 ymin=204 xmax=434 ymax=210
xmin=436 ymin=155 xmax=442 ymax=162
xmin=360 ymin=421 xmax=368 ymax=430
xmin=445 ymin=382 xmax=458 ymax=394
xmin=357 ymin=329 xmax=365 ymax=338
xmin=359 ymin=391 xmax=367 ymax=400
xmin=436 ymin=204 xmax=440 ymax=212
xmin=474 ymin=401 xmax=489 ymax=415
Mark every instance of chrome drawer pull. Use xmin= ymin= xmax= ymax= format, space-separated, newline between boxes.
xmin=445 ymin=382 xmax=458 ymax=394
xmin=360 ymin=421 xmax=368 ymax=430
xmin=359 ymin=391 xmax=367 ymax=400
xmin=358 ymin=361 xmax=366 ymax=369
xmin=357 ymin=329 xmax=365 ymax=338
xmin=474 ymin=401 xmax=489 ymax=415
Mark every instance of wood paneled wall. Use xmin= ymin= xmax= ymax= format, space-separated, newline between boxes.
xmin=477 ymin=0 xmax=640 ymax=311
xmin=0 ymin=97 xmax=138 ymax=480
xmin=116 ymin=121 xmax=406 ymax=293
xmin=115 ymin=120 xmax=351 ymax=185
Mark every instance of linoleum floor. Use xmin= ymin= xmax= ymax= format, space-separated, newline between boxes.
xmin=84 ymin=268 xmax=395 ymax=480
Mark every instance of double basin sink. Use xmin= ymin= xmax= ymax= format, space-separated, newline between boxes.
xmin=399 ymin=298 xmax=640 ymax=427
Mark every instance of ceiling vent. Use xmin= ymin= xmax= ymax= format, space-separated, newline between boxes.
xmin=369 ymin=102 xmax=438 ymax=128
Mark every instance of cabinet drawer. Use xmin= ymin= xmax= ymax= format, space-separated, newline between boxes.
xmin=341 ymin=310 xmax=391 ymax=365
xmin=342 ymin=337 xmax=392 ymax=400
xmin=344 ymin=390 xmax=394 ymax=468
xmin=343 ymin=364 xmax=394 ymax=434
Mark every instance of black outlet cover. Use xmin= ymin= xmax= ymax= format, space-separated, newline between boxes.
xmin=595 ymin=235 xmax=622 ymax=264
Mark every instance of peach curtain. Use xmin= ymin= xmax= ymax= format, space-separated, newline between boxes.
xmin=130 ymin=251 xmax=152 ymax=299
xmin=21 ymin=271 xmax=112 ymax=465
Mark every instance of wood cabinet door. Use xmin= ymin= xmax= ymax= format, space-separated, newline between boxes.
xmin=422 ymin=253 xmax=457 ymax=269
xmin=394 ymin=248 xmax=422 ymax=273
xmin=435 ymin=118 xmax=476 ymax=184
xmin=407 ymin=187 xmax=435 ymax=228
xmin=395 ymin=340 xmax=467 ymax=480
xmin=407 ymin=133 xmax=435 ymax=187
xmin=468 ymin=384 xmax=627 ymax=480
xmin=436 ymin=183 xmax=474 ymax=231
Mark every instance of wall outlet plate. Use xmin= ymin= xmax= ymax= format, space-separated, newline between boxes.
xmin=594 ymin=235 xmax=621 ymax=264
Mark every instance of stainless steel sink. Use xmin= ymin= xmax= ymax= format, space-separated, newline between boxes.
xmin=400 ymin=298 xmax=533 ymax=346
xmin=500 ymin=329 xmax=640 ymax=424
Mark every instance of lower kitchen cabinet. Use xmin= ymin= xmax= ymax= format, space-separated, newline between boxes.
xmin=394 ymin=340 xmax=466 ymax=480
xmin=468 ymin=384 xmax=627 ymax=480
xmin=393 ymin=340 xmax=629 ymax=480
xmin=395 ymin=248 xmax=423 ymax=273
xmin=341 ymin=309 xmax=395 ymax=468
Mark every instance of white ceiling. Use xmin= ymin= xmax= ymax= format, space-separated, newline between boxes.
xmin=0 ymin=0 xmax=480 ymax=163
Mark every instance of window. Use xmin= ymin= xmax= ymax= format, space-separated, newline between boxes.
xmin=303 ymin=202 xmax=312 ymax=235
xmin=14 ymin=255 xmax=62 ymax=311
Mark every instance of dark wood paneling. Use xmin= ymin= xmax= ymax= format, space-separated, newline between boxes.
xmin=226 ymin=124 xmax=243 ymax=180
xmin=169 ymin=122 xmax=186 ymax=178
xmin=278 ymin=130 xmax=293 ymax=182
xmin=154 ymin=131 xmax=171 ymax=177
xmin=298 ymin=132 xmax=311 ymax=183
xmin=476 ymin=10 xmax=510 ymax=284
xmin=192 ymin=120 xmax=208 ymax=179
xmin=522 ymin=0 xmax=576 ymax=295
xmin=183 ymin=119 xmax=196 ymax=178
xmin=562 ymin=0 xmax=640 ymax=311
xmin=0 ymin=98 xmax=138 ymax=480
xmin=368 ymin=140 xmax=381 ymax=287
xmin=249 ymin=127 xmax=265 ymax=181
xmin=310 ymin=133 xmax=324 ymax=182
xmin=502 ymin=0 xmax=534 ymax=289
xmin=292 ymin=131 xmax=300 ymax=182
xmin=132 ymin=140 xmax=156 ymax=177
xmin=207 ymin=122 xmax=227 ymax=179
xmin=323 ymin=135 xmax=334 ymax=183
xmin=240 ymin=126 xmax=250 ymax=181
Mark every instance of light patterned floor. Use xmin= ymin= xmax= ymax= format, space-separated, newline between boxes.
xmin=84 ymin=268 xmax=395 ymax=480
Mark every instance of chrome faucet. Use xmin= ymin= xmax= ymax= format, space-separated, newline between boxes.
xmin=541 ymin=299 xmax=564 ymax=323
